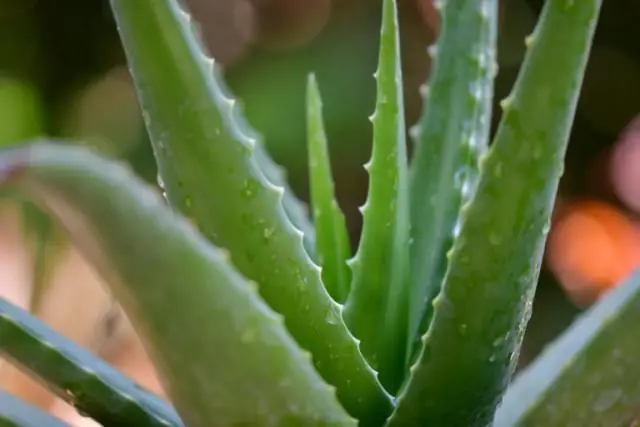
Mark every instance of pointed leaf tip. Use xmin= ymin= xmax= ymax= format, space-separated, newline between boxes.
xmin=306 ymin=73 xmax=352 ymax=303
xmin=343 ymin=0 xmax=412 ymax=394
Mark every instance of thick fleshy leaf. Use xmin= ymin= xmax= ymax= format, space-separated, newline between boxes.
xmin=306 ymin=74 xmax=352 ymax=303
xmin=493 ymin=271 xmax=640 ymax=427
xmin=253 ymin=141 xmax=317 ymax=260
xmin=406 ymin=0 xmax=496 ymax=356
xmin=389 ymin=0 xmax=602 ymax=425
xmin=109 ymin=0 xmax=393 ymax=423
xmin=0 ymin=142 xmax=357 ymax=427
xmin=0 ymin=297 xmax=183 ymax=427
xmin=0 ymin=388 xmax=69 ymax=427
xmin=342 ymin=0 xmax=411 ymax=395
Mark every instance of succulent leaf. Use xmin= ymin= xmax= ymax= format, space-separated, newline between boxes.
xmin=0 ymin=142 xmax=357 ymax=427
xmin=253 ymin=140 xmax=317 ymax=260
xmin=342 ymin=0 xmax=411 ymax=395
xmin=493 ymin=271 xmax=640 ymax=427
xmin=406 ymin=0 xmax=497 ymax=355
xmin=0 ymin=389 xmax=69 ymax=427
xmin=109 ymin=0 xmax=393 ymax=423
xmin=389 ymin=0 xmax=602 ymax=424
xmin=0 ymin=297 xmax=183 ymax=427
xmin=306 ymin=74 xmax=352 ymax=303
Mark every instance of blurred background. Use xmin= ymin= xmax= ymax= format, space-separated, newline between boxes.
xmin=0 ymin=0 xmax=639 ymax=424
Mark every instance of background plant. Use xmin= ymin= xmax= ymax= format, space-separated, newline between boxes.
xmin=1 ymin=0 xmax=640 ymax=426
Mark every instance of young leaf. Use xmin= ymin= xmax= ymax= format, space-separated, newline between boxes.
xmin=0 ymin=142 xmax=357 ymax=427
xmin=342 ymin=0 xmax=411 ymax=394
xmin=493 ymin=271 xmax=640 ymax=427
xmin=389 ymin=0 xmax=602 ymax=425
xmin=109 ymin=0 xmax=393 ymax=423
xmin=0 ymin=389 xmax=69 ymax=427
xmin=306 ymin=74 xmax=352 ymax=303
xmin=0 ymin=297 xmax=184 ymax=427
xmin=406 ymin=0 xmax=497 ymax=355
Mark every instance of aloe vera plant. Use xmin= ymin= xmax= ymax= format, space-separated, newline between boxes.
xmin=1 ymin=0 xmax=630 ymax=426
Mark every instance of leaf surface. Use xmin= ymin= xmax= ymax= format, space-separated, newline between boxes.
xmin=0 ymin=389 xmax=69 ymax=427
xmin=406 ymin=0 xmax=496 ymax=355
xmin=390 ymin=0 xmax=602 ymax=424
xmin=342 ymin=0 xmax=411 ymax=394
xmin=0 ymin=297 xmax=183 ymax=427
xmin=0 ymin=142 xmax=357 ymax=427
xmin=494 ymin=271 xmax=640 ymax=427
xmin=109 ymin=1 xmax=393 ymax=422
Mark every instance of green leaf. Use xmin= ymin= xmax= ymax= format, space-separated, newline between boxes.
xmin=389 ymin=0 xmax=602 ymax=425
xmin=0 ymin=142 xmax=357 ymax=427
xmin=305 ymin=74 xmax=352 ymax=303
xmin=0 ymin=297 xmax=184 ymax=427
xmin=109 ymin=0 xmax=393 ymax=423
xmin=253 ymin=140 xmax=317 ymax=261
xmin=342 ymin=0 xmax=411 ymax=394
xmin=493 ymin=271 xmax=640 ymax=427
xmin=0 ymin=389 xmax=69 ymax=427
xmin=406 ymin=0 xmax=497 ymax=356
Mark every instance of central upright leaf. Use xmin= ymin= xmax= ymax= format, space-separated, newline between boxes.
xmin=342 ymin=0 xmax=411 ymax=394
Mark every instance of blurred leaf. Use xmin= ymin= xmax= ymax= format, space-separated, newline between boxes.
xmin=0 ymin=297 xmax=183 ymax=427
xmin=0 ymin=388 xmax=69 ymax=427
xmin=494 ymin=271 xmax=640 ymax=427
xmin=0 ymin=142 xmax=357 ymax=427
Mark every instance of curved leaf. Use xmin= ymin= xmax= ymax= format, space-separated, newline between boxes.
xmin=0 ymin=142 xmax=356 ymax=427
xmin=390 ymin=0 xmax=602 ymax=425
xmin=109 ymin=0 xmax=393 ymax=423
xmin=0 ymin=297 xmax=183 ymax=427
xmin=0 ymin=389 xmax=69 ymax=427
xmin=493 ymin=271 xmax=640 ymax=427
xmin=306 ymin=74 xmax=352 ymax=303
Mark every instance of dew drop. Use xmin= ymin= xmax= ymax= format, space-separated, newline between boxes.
xmin=493 ymin=161 xmax=503 ymax=177
xmin=263 ymin=227 xmax=275 ymax=240
xmin=452 ymin=218 xmax=463 ymax=238
xmin=469 ymin=81 xmax=483 ymax=101
xmin=325 ymin=307 xmax=340 ymax=325
xmin=242 ymin=178 xmax=258 ymax=199
xmin=488 ymin=232 xmax=502 ymax=245
xmin=241 ymin=329 xmax=256 ymax=343
xmin=458 ymin=323 xmax=468 ymax=336
xmin=593 ymin=389 xmax=622 ymax=412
